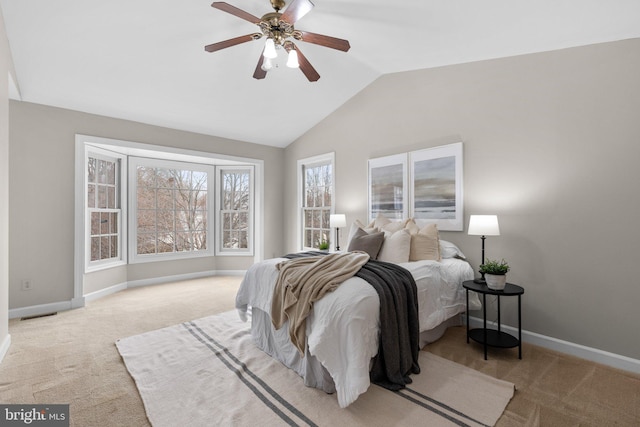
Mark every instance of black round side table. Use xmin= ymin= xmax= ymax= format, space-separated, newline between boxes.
xmin=463 ymin=280 xmax=524 ymax=360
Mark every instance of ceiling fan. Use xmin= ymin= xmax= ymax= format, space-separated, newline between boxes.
xmin=204 ymin=0 xmax=351 ymax=82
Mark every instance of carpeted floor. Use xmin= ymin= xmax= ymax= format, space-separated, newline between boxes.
xmin=1 ymin=276 xmax=639 ymax=426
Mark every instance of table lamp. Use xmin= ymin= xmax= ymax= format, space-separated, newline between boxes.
xmin=468 ymin=215 xmax=500 ymax=283
xmin=329 ymin=214 xmax=347 ymax=251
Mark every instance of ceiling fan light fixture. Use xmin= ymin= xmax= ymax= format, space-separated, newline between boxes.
xmin=263 ymin=38 xmax=278 ymax=59
xmin=286 ymin=49 xmax=299 ymax=68
xmin=261 ymin=57 xmax=274 ymax=71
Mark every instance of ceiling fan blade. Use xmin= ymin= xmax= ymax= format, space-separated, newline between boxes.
xmin=280 ymin=0 xmax=314 ymax=25
xmin=211 ymin=2 xmax=261 ymax=24
xmin=204 ymin=33 xmax=260 ymax=53
xmin=296 ymin=31 xmax=350 ymax=52
xmin=293 ymin=45 xmax=320 ymax=82
xmin=253 ymin=50 xmax=267 ymax=80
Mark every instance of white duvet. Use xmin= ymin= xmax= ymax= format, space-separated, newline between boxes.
xmin=235 ymin=257 xmax=479 ymax=408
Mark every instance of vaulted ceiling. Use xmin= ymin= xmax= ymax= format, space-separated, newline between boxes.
xmin=2 ymin=0 xmax=639 ymax=147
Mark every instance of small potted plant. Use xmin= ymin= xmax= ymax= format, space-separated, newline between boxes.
xmin=480 ymin=258 xmax=510 ymax=290
xmin=318 ymin=239 xmax=330 ymax=251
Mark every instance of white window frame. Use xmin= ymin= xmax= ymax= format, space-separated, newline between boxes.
xmin=84 ymin=147 xmax=127 ymax=273
xmin=215 ymin=166 xmax=254 ymax=256
xmin=128 ymin=157 xmax=215 ymax=264
xmin=297 ymin=152 xmax=335 ymax=251
xmin=75 ymin=134 xmax=264 ymax=306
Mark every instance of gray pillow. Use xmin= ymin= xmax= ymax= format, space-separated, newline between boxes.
xmin=347 ymin=227 xmax=385 ymax=259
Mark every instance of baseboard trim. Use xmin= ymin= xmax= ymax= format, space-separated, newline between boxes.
xmin=8 ymin=300 xmax=72 ymax=320
xmin=0 ymin=334 xmax=11 ymax=364
xmin=84 ymin=282 xmax=128 ymax=303
xmin=127 ymin=270 xmax=218 ymax=288
xmin=212 ymin=270 xmax=246 ymax=276
xmin=11 ymin=270 xmax=248 ymax=318
xmin=467 ymin=316 xmax=640 ymax=375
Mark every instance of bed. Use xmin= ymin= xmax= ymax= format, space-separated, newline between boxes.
xmin=235 ymin=231 xmax=480 ymax=408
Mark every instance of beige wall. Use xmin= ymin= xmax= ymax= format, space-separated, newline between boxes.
xmin=1 ymin=8 xmax=10 ymax=354
xmin=285 ymin=39 xmax=640 ymax=360
xmin=9 ymin=101 xmax=284 ymax=309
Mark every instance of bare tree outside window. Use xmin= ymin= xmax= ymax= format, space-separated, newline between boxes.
xmin=136 ymin=166 xmax=208 ymax=255
xmin=221 ymin=170 xmax=250 ymax=249
xmin=88 ymin=155 xmax=120 ymax=262
xmin=302 ymin=162 xmax=332 ymax=249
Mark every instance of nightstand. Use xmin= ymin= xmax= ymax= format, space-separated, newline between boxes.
xmin=463 ymin=280 xmax=524 ymax=360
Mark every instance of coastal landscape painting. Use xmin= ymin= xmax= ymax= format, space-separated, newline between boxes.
xmin=368 ymin=154 xmax=407 ymax=221
xmin=413 ymin=155 xmax=456 ymax=219
xmin=410 ymin=142 xmax=463 ymax=230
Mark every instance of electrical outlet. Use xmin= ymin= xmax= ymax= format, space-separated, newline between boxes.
xmin=21 ymin=279 xmax=33 ymax=291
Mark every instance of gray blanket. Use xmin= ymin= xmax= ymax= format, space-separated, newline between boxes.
xmin=284 ymin=251 xmax=420 ymax=391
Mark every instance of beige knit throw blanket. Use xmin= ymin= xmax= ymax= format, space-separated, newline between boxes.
xmin=271 ymin=251 xmax=370 ymax=355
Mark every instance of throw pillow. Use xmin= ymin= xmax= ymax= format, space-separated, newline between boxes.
xmin=408 ymin=222 xmax=441 ymax=261
xmin=347 ymin=227 xmax=385 ymax=259
xmin=347 ymin=219 xmax=376 ymax=246
xmin=377 ymin=229 xmax=411 ymax=264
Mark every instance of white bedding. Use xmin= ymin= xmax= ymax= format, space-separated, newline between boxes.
xmin=235 ymin=256 xmax=479 ymax=408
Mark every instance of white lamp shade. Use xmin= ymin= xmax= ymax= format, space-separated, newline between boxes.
xmin=263 ymin=38 xmax=277 ymax=59
xmin=468 ymin=215 xmax=500 ymax=236
xmin=330 ymin=214 xmax=347 ymax=228
xmin=286 ymin=49 xmax=299 ymax=68
xmin=260 ymin=57 xmax=273 ymax=71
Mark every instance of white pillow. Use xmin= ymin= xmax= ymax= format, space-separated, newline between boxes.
xmin=377 ymin=229 xmax=411 ymax=264
xmin=373 ymin=213 xmax=391 ymax=229
xmin=440 ymin=240 xmax=466 ymax=259
xmin=380 ymin=218 xmax=410 ymax=236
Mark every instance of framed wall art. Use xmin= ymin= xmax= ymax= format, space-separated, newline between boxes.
xmin=368 ymin=153 xmax=408 ymax=222
xmin=409 ymin=142 xmax=463 ymax=231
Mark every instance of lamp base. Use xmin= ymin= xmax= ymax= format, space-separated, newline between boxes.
xmin=473 ymin=278 xmax=486 ymax=284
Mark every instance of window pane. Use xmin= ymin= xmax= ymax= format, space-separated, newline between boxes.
xmin=156 ymin=210 xmax=174 ymax=232
xmin=157 ymin=189 xmax=174 ymax=210
xmin=106 ymin=161 xmax=116 ymax=185
xmin=238 ymin=231 xmax=248 ymax=249
xmin=98 ymin=160 xmax=108 ymax=184
xmin=321 ymin=209 xmax=329 ymax=229
xmin=98 ymin=185 xmax=107 ymax=209
xmin=100 ymin=212 xmax=109 ymax=234
xmin=110 ymin=212 xmax=118 ymax=234
xmin=106 ymin=186 xmax=114 ymax=209
xmin=137 ymin=210 xmax=155 ymax=232
xmin=137 ymin=187 xmax=155 ymax=210
xmin=194 ymin=230 xmax=206 ymax=250
xmin=91 ymin=212 xmax=100 ymax=235
xmin=193 ymin=171 xmax=207 ymax=191
xmin=91 ymin=237 xmax=100 ymax=261
xmin=137 ymin=233 xmax=156 ymax=255
xmin=306 ymin=209 xmax=313 ymax=228
xmin=137 ymin=166 xmax=156 ymax=187
xmin=87 ymin=184 xmax=96 ymax=208
xmin=176 ymin=211 xmax=191 ymax=232
xmin=157 ymin=234 xmax=174 ymax=253
xmin=100 ymin=236 xmax=109 ymax=260
xmin=88 ymin=158 xmax=96 ymax=183
xmin=110 ymin=236 xmax=118 ymax=258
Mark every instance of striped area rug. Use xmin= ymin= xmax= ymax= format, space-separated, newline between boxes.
xmin=116 ymin=310 xmax=514 ymax=427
